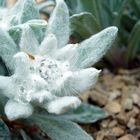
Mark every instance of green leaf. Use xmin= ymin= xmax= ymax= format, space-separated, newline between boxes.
xmin=27 ymin=20 xmax=47 ymax=43
xmin=75 ymin=27 xmax=118 ymax=68
xmin=30 ymin=115 xmax=94 ymax=140
xmin=66 ymin=0 xmax=128 ymax=30
xmin=112 ymin=0 xmax=129 ymax=26
xmin=0 ymin=120 xmax=11 ymax=140
xmin=8 ymin=26 xmax=23 ymax=46
xmin=57 ymin=103 xmax=108 ymax=124
xmin=20 ymin=129 xmax=31 ymax=140
xmin=70 ymin=12 xmax=100 ymax=40
xmin=0 ymin=29 xmax=18 ymax=73
xmin=8 ymin=20 xmax=47 ymax=45
xmin=130 ymin=0 xmax=140 ymax=18
xmin=19 ymin=25 xmax=39 ymax=55
xmin=0 ymin=0 xmax=6 ymax=7
xmin=125 ymin=20 xmax=140 ymax=63
xmin=10 ymin=0 xmax=40 ymax=25
xmin=0 ymin=94 xmax=7 ymax=115
xmin=97 ymin=0 xmax=129 ymax=27
xmin=0 ymin=59 xmax=7 ymax=76
xmin=47 ymin=0 xmax=70 ymax=48
xmin=65 ymin=0 xmax=99 ymax=16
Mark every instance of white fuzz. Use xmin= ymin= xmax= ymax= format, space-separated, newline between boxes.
xmin=20 ymin=25 xmax=39 ymax=55
xmin=46 ymin=96 xmax=81 ymax=114
xmin=47 ymin=0 xmax=70 ymax=48
xmin=40 ymin=33 xmax=57 ymax=55
xmin=5 ymin=100 xmax=33 ymax=121
xmin=0 ymin=22 xmax=9 ymax=30
xmin=76 ymin=26 xmax=118 ymax=68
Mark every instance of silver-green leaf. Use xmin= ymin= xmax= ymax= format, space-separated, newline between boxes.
xmin=0 ymin=29 xmax=18 ymax=72
xmin=0 ymin=120 xmax=11 ymax=140
xmin=30 ymin=114 xmax=94 ymax=140
xmin=58 ymin=103 xmax=108 ymax=124
xmin=70 ymin=12 xmax=100 ymax=40
xmin=10 ymin=0 xmax=40 ymax=25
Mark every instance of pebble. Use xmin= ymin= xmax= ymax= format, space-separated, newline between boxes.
xmin=111 ymin=127 xmax=124 ymax=137
xmin=90 ymin=91 xmax=108 ymax=106
xmin=127 ymin=106 xmax=139 ymax=119
xmin=96 ymin=131 xmax=105 ymax=140
xmin=100 ymin=119 xmax=110 ymax=128
xmin=105 ymin=101 xmax=121 ymax=114
xmin=117 ymin=112 xmax=128 ymax=124
xmin=108 ymin=120 xmax=118 ymax=128
xmin=127 ymin=118 xmax=136 ymax=130
xmin=118 ymin=134 xmax=137 ymax=140
xmin=131 ymin=94 xmax=139 ymax=104
xmin=80 ymin=91 xmax=90 ymax=102
xmin=131 ymin=94 xmax=140 ymax=107
xmin=109 ymin=90 xmax=121 ymax=100
xmin=122 ymin=98 xmax=133 ymax=111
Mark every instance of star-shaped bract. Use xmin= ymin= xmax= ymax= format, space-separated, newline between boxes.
xmin=0 ymin=0 xmax=118 ymax=120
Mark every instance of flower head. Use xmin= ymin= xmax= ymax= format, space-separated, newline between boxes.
xmin=0 ymin=0 xmax=118 ymax=120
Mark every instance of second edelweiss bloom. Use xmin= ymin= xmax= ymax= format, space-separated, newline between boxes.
xmin=0 ymin=0 xmax=118 ymax=120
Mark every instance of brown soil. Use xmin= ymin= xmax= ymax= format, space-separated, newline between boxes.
xmin=81 ymin=68 xmax=140 ymax=140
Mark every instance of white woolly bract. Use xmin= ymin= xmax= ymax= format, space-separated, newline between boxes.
xmin=76 ymin=27 xmax=118 ymax=68
xmin=46 ymin=0 xmax=70 ymax=48
xmin=5 ymin=100 xmax=33 ymax=121
xmin=0 ymin=0 xmax=118 ymax=120
xmin=46 ymin=96 xmax=81 ymax=114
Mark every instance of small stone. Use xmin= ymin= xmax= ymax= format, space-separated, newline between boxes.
xmin=80 ymin=91 xmax=90 ymax=102
xmin=122 ymin=98 xmax=133 ymax=111
xmin=131 ymin=94 xmax=139 ymax=104
xmin=96 ymin=131 xmax=105 ymax=140
xmin=127 ymin=118 xmax=136 ymax=130
xmin=90 ymin=91 xmax=108 ymax=106
xmin=127 ymin=106 xmax=139 ymax=119
xmin=105 ymin=101 xmax=121 ymax=114
xmin=131 ymin=94 xmax=140 ymax=107
xmin=117 ymin=112 xmax=128 ymax=124
xmin=118 ymin=134 xmax=137 ymax=140
xmin=100 ymin=119 xmax=110 ymax=128
xmin=108 ymin=120 xmax=118 ymax=128
xmin=111 ymin=127 xmax=124 ymax=137
xmin=109 ymin=90 xmax=121 ymax=100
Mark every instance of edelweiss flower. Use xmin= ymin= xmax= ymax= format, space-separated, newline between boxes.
xmin=0 ymin=0 xmax=118 ymax=120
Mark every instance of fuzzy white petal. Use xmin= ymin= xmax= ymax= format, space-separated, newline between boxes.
xmin=5 ymin=100 xmax=33 ymax=120
xmin=54 ymin=44 xmax=79 ymax=68
xmin=28 ymin=90 xmax=52 ymax=103
xmin=55 ymin=68 xmax=100 ymax=96
xmin=20 ymin=25 xmax=39 ymax=55
xmin=10 ymin=0 xmax=39 ymax=24
xmin=0 ymin=76 xmax=12 ymax=98
xmin=14 ymin=52 xmax=31 ymax=75
xmin=0 ymin=29 xmax=18 ymax=72
xmin=45 ymin=96 xmax=81 ymax=114
xmin=39 ymin=34 xmax=57 ymax=55
xmin=47 ymin=0 xmax=70 ymax=48
xmin=76 ymin=26 xmax=118 ymax=68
